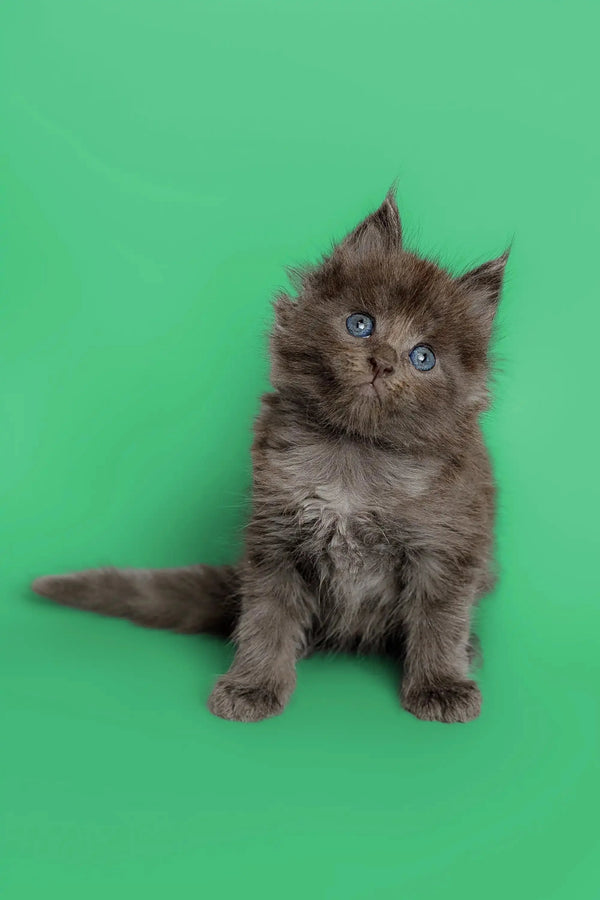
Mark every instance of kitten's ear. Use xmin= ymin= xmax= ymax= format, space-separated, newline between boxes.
xmin=456 ymin=249 xmax=510 ymax=327
xmin=338 ymin=187 xmax=402 ymax=258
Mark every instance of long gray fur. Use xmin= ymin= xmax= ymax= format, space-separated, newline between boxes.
xmin=33 ymin=188 xmax=508 ymax=724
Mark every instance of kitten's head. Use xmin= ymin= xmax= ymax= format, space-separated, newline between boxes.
xmin=270 ymin=189 xmax=508 ymax=449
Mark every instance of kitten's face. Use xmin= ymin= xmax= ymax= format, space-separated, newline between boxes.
xmin=271 ymin=193 xmax=508 ymax=448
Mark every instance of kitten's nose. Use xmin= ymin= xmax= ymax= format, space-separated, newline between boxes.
xmin=369 ymin=345 xmax=397 ymax=379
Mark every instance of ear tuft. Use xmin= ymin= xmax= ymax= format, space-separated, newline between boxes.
xmin=456 ymin=248 xmax=510 ymax=307
xmin=284 ymin=264 xmax=310 ymax=292
xmin=338 ymin=185 xmax=402 ymax=258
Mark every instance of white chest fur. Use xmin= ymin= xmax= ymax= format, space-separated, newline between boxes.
xmin=266 ymin=436 xmax=439 ymax=618
xmin=276 ymin=456 xmax=397 ymax=624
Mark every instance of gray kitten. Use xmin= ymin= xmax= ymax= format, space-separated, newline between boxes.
xmin=33 ymin=189 xmax=509 ymax=724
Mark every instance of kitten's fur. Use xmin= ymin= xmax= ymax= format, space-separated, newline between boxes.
xmin=33 ymin=189 xmax=509 ymax=724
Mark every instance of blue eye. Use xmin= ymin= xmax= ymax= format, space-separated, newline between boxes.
xmin=409 ymin=344 xmax=436 ymax=371
xmin=346 ymin=313 xmax=374 ymax=338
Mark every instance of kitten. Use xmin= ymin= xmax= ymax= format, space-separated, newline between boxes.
xmin=32 ymin=189 xmax=509 ymax=724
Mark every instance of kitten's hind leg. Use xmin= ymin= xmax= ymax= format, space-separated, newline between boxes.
xmin=467 ymin=632 xmax=483 ymax=670
xmin=208 ymin=564 xmax=313 ymax=723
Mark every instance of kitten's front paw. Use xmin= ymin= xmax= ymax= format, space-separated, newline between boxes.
xmin=208 ymin=677 xmax=287 ymax=723
xmin=402 ymin=679 xmax=481 ymax=723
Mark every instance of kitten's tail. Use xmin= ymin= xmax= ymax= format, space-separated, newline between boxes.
xmin=31 ymin=565 xmax=240 ymax=635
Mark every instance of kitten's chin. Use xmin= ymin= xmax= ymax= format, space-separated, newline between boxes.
xmin=322 ymin=390 xmax=393 ymax=441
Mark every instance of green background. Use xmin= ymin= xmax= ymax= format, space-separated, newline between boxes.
xmin=2 ymin=0 xmax=599 ymax=897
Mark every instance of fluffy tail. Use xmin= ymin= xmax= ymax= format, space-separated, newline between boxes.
xmin=31 ymin=565 xmax=240 ymax=635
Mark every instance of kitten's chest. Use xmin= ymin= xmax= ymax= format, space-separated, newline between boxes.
xmin=277 ymin=448 xmax=402 ymax=596
xmin=296 ymin=476 xmax=390 ymax=601
xmin=263 ymin=436 xmax=441 ymax=644
xmin=296 ymin=481 xmax=387 ymax=561
xmin=273 ymin=439 xmax=435 ymax=551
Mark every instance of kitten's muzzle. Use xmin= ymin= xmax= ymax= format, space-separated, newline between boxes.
xmin=359 ymin=345 xmax=399 ymax=399
xmin=368 ymin=344 xmax=398 ymax=381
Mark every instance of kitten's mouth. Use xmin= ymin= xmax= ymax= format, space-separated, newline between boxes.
xmin=360 ymin=378 xmax=385 ymax=400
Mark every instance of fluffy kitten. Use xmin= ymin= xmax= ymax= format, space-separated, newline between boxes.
xmin=33 ymin=189 xmax=509 ymax=724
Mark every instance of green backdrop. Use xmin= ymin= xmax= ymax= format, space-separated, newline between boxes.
xmin=2 ymin=1 xmax=599 ymax=897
